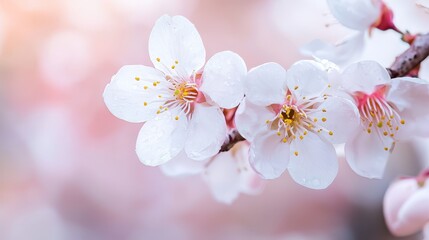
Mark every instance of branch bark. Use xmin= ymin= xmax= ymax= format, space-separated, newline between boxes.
xmin=219 ymin=129 xmax=245 ymax=152
xmin=220 ymin=32 xmax=429 ymax=153
xmin=388 ymin=32 xmax=429 ymax=78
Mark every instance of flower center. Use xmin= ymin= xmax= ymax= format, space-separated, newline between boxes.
xmin=266 ymin=94 xmax=333 ymax=149
xmin=355 ymin=88 xmax=405 ymax=151
xmin=173 ymin=82 xmax=198 ymax=103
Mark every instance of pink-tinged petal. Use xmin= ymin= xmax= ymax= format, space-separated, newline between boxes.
xmin=185 ymin=104 xmax=227 ymax=161
xmin=345 ymin=129 xmax=394 ymax=178
xmin=200 ymin=51 xmax=247 ymax=109
xmin=384 ymin=179 xmax=420 ymax=236
xmin=149 ymin=15 xmax=205 ymax=77
xmin=341 ymin=61 xmax=390 ymax=94
xmin=103 ymin=65 xmax=166 ymax=123
xmin=309 ymin=96 xmax=360 ymax=144
xmin=203 ymin=151 xmax=241 ymax=204
xmin=327 ymin=0 xmax=381 ymax=31
xmin=244 ymin=62 xmax=286 ymax=106
xmin=249 ymin=132 xmax=289 ymax=179
xmin=160 ymin=150 xmax=208 ymax=176
xmin=136 ymin=109 xmax=188 ymax=166
xmin=300 ymin=32 xmax=365 ymax=66
xmin=204 ymin=141 xmax=264 ymax=204
xmin=384 ymin=178 xmax=429 ymax=236
xmin=386 ymin=77 xmax=429 ymax=139
xmin=288 ymin=131 xmax=338 ymax=189
xmin=286 ymin=60 xmax=328 ymax=99
xmin=395 ymin=189 xmax=429 ymax=236
xmin=234 ymin=98 xmax=276 ymax=141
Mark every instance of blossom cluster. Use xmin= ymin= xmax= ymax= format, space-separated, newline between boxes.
xmin=103 ymin=0 xmax=429 ymax=206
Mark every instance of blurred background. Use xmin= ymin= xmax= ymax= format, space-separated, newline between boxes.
xmin=1 ymin=0 xmax=429 ymax=239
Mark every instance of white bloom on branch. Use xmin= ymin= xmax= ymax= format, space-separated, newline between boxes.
xmin=301 ymin=0 xmax=397 ymax=65
xmin=203 ymin=141 xmax=264 ymax=204
xmin=160 ymin=141 xmax=264 ymax=204
xmin=339 ymin=61 xmax=429 ymax=178
xmin=235 ymin=60 xmax=359 ymax=189
xmin=383 ymin=171 xmax=429 ymax=238
xmin=103 ymin=15 xmax=247 ymax=166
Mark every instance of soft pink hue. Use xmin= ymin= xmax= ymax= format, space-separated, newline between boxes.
xmin=384 ymin=171 xmax=429 ymax=237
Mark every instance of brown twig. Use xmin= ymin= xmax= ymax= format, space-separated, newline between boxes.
xmin=219 ymin=129 xmax=245 ymax=152
xmin=388 ymin=32 xmax=429 ymax=78
xmin=220 ymin=33 xmax=429 ymax=153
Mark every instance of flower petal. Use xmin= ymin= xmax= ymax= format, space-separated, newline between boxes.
xmin=387 ymin=77 xmax=429 ymax=139
xmin=160 ymin=150 xmax=208 ymax=176
xmin=149 ymin=15 xmax=205 ymax=77
xmin=309 ymin=96 xmax=360 ymax=144
xmin=235 ymin=98 xmax=276 ymax=141
xmin=249 ymin=131 xmax=289 ymax=179
xmin=288 ymin=131 xmax=338 ymax=189
xmin=327 ymin=0 xmax=381 ymax=30
xmin=103 ymin=65 xmax=166 ymax=123
xmin=345 ymin=128 xmax=394 ymax=178
xmin=384 ymin=178 xmax=424 ymax=236
xmin=244 ymin=62 xmax=286 ymax=106
xmin=185 ymin=104 xmax=227 ymax=160
xmin=286 ymin=60 xmax=329 ymax=99
xmin=340 ymin=60 xmax=390 ymax=94
xmin=203 ymin=150 xmax=241 ymax=204
xmin=396 ymin=189 xmax=429 ymax=236
xmin=200 ymin=51 xmax=247 ymax=109
xmin=136 ymin=109 xmax=188 ymax=166
xmin=300 ymin=32 xmax=365 ymax=66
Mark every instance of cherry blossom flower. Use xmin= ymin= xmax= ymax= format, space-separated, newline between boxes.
xmin=203 ymin=141 xmax=264 ymax=204
xmin=383 ymin=170 xmax=429 ymax=238
xmin=103 ymin=15 xmax=247 ymax=166
xmin=160 ymin=141 xmax=263 ymax=204
xmin=301 ymin=0 xmax=398 ymax=65
xmin=339 ymin=61 xmax=429 ymax=178
xmin=235 ymin=60 xmax=359 ymax=189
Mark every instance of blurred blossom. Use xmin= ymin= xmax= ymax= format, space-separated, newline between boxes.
xmin=39 ymin=31 xmax=93 ymax=90
xmin=383 ymin=171 xmax=429 ymax=237
xmin=203 ymin=141 xmax=264 ymax=204
xmin=15 ymin=105 xmax=78 ymax=182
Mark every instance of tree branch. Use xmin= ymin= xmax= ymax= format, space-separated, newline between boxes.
xmin=388 ymin=32 xmax=429 ymax=78
xmin=219 ymin=129 xmax=245 ymax=152
xmin=220 ymin=33 xmax=429 ymax=153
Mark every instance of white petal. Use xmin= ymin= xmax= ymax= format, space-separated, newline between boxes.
xmin=288 ymin=131 xmax=338 ymax=189
xmin=149 ymin=15 xmax=205 ymax=77
xmin=340 ymin=60 xmax=390 ymax=94
xmin=300 ymin=32 xmax=365 ymax=66
xmin=396 ymin=189 xmax=429 ymax=235
xmin=136 ymin=109 xmax=188 ymax=166
xmin=160 ymin=150 xmax=208 ymax=176
xmin=200 ymin=51 xmax=247 ymax=109
xmin=244 ymin=62 xmax=286 ymax=106
xmin=286 ymin=60 xmax=329 ymax=99
xmin=249 ymin=131 xmax=289 ymax=179
xmin=103 ymin=65 xmax=166 ymax=123
xmin=387 ymin=77 xmax=429 ymax=139
xmin=345 ymin=129 xmax=394 ymax=178
xmin=309 ymin=96 xmax=360 ymax=144
xmin=185 ymin=104 xmax=227 ymax=160
xmin=383 ymin=179 xmax=420 ymax=236
xmin=234 ymin=98 xmax=276 ymax=141
xmin=327 ymin=0 xmax=381 ymax=30
xmin=203 ymin=151 xmax=241 ymax=204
